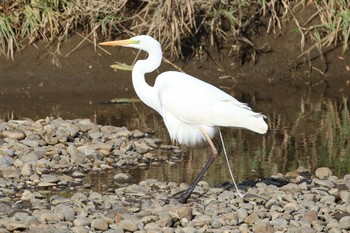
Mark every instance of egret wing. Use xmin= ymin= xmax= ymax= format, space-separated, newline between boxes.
xmin=155 ymin=71 xmax=266 ymax=134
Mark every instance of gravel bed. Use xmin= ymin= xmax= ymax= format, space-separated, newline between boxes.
xmin=0 ymin=118 xmax=350 ymax=233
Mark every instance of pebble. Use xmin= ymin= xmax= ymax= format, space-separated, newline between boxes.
xmin=339 ymin=216 xmax=350 ymax=229
xmin=0 ymin=117 xmax=349 ymax=233
xmin=315 ymin=167 xmax=333 ymax=179
xmin=1 ymin=129 xmax=26 ymax=140
xmin=118 ymin=219 xmax=139 ymax=232
xmin=91 ymin=218 xmax=109 ymax=231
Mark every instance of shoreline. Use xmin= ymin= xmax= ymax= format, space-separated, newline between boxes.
xmin=0 ymin=117 xmax=350 ymax=232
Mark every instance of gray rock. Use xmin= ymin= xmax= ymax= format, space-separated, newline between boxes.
xmin=313 ymin=178 xmax=334 ymax=188
xmin=211 ymin=219 xmax=223 ymax=229
xmin=2 ymin=129 xmax=26 ymax=140
xmin=320 ymin=195 xmax=336 ymax=204
xmin=89 ymin=191 xmax=103 ymax=204
xmin=114 ymin=173 xmax=133 ymax=185
xmin=271 ymin=217 xmax=288 ymax=230
xmin=281 ymin=183 xmax=301 ymax=192
xmin=53 ymin=204 xmax=75 ymax=221
xmin=2 ymin=166 xmax=19 ymax=178
xmin=244 ymin=212 xmax=260 ymax=225
xmin=20 ymin=163 xmax=33 ymax=176
xmin=284 ymin=202 xmax=300 ymax=214
xmin=339 ymin=216 xmax=350 ymax=230
xmin=21 ymin=139 xmax=40 ymax=147
xmin=21 ymin=152 xmax=39 ymax=163
xmin=39 ymin=212 xmax=64 ymax=223
xmin=21 ymin=190 xmax=36 ymax=201
xmin=74 ymin=217 xmax=92 ymax=227
xmin=71 ymin=171 xmax=85 ymax=178
xmin=243 ymin=193 xmax=268 ymax=204
xmin=253 ymin=219 xmax=274 ymax=233
xmin=192 ymin=214 xmax=212 ymax=227
xmin=0 ymin=202 xmax=12 ymax=215
xmin=38 ymin=181 xmax=57 ymax=187
xmin=134 ymin=141 xmax=152 ymax=154
xmin=41 ymin=174 xmax=60 ymax=183
xmin=315 ymin=167 xmax=333 ymax=179
xmin=236 ymin=208 xmax=248 ymax=221
xmin=70 ymin=226 xmax=89 ymax=233
xmin=339 ymin=190 xmax=350 ymax=203
xmin=71 ymin=192 xmax=88 ymax=204
xmin=91 ymin=218 xmax=109 ymax=231
xmin=6 ymin=222 xmax=28 ymax=231
xmin=0 ymin=156 xmax=14 ymax=167
xmin=118 ymin=219 xmax=139 ymax=232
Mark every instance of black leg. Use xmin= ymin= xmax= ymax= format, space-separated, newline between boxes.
xmin=175 ymin=128 xmax=219 ymax=203
xmin=176 ymin=152 xmax=218 ymax=203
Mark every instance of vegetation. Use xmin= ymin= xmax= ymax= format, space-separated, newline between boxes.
xmin=0 ymin=0 xmax=349 ymax=61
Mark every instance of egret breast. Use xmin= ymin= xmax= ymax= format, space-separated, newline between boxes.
xmin=162 ymin=110 xmax=218 ymax=145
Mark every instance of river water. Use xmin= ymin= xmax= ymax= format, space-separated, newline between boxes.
xmin=1 ymin=40 xmax=349 ymax=190
xmin=1 ymin=83 xmax=349 ymax=190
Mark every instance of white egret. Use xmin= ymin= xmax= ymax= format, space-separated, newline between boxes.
xmin=99 ymin=35 xmax=268 ymax=203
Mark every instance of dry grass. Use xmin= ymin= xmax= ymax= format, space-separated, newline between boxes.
xmin=0 ymin=0 xmax=349 ymax=62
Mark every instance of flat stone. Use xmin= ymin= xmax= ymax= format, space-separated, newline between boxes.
xmin=41 ymin=174 xmax=60 ymax=183
xmin=38 ymin=181 xmax=57 ymax=187
xmin=20 ymin=139 xmax=39 ymax=147
xmin=243 ymin=193 xmax=268 ymax=204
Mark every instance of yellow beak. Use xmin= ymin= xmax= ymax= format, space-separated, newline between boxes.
xmin=98 ymin=39 xmax=136 ymax=46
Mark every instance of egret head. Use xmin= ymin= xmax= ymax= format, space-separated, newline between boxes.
xmin=99 ymin=35 xmax=160 ymax=52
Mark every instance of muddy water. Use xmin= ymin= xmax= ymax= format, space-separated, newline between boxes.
xmin=1 ymin=38 xmax=349 ymax=190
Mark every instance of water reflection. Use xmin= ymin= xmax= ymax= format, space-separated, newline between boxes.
xmin=2 ymin=90 xmax=350 ymax=190
xmin=89 ymin=94 xmax=350 ymax=190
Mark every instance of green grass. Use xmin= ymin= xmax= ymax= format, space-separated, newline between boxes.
xmin=0 ymin=0 xmax=349 ymax=61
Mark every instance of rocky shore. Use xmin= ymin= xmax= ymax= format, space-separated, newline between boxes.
xmin=0 ymin=118 xmax=349 ymax=233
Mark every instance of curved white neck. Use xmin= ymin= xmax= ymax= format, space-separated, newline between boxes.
xmin=132 ymin=50 xmax=162 ymax=113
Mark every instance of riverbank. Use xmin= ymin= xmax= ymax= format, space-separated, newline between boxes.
xmin=0 ymin=117 xmax=349 ymax=232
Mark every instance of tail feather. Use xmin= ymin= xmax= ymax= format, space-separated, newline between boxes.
xmin=211 ymin=102 xmax=268 ymax=134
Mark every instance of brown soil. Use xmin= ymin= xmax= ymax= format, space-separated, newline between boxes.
xmin=0 ymin=12 xmax=349 ymax=121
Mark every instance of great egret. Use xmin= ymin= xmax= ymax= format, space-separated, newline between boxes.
xmin=99 ymin=35 xmax=268 ymax=203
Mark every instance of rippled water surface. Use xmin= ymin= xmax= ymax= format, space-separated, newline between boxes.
xmin=2 ymin=85 xmax=349 ymax=190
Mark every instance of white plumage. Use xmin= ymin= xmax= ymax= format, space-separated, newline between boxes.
xmin=99 ymin=35 xmax=268 ymax=203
